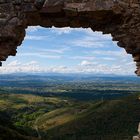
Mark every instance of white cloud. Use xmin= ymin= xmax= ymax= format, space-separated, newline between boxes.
xmin=88 ymin=50 xmax=126 ymax=57
xmin=47 ymin=66 xmax=68 ymax=73
xmin=38 ymin=47 xmax=70 ymax=54
xmin=70 ymin=36 xmax=105 ymax=48
xmin=65 ymin=30 xmax=113 ymax=48
xmin=0 ymin=59 xmax=136 ymax=75
xmin=51 ymin=27 xmax=85 ymax=35
xmin=7 ymin=60 xmax=21 ymax=66
xmin=51 ymin=27 xmax=73 ymax=35
xmin=25 ymin=35 xmax=48 ymax=40
xmin=80 ymin=60 xmax=97 ymax=66
xmin=69 ymin=56 xmax=95 ymax=60
xmin=101 ymin=57 xmax=116 ymax=61
xmin=18 ymin=53 xmax=62 ymax=59
xmin=50 ymin=27 xmax=112 ymax=40
xmin=40 ymin=55 xmax=61 ymax=59
xmin=85 ymin=30 xmax=112 ymax=40
xmin=75 ymin=63 xmax=135 ymax=75
xmin=26 ymin=26 xmax=42 ymax=32
xmin=27 ymin=26 xmax=92 ymax=35
xmin=0 ymin=61 xmax=42 ymax=74
xmin=23 ymin=61 xmax=38 ymax=66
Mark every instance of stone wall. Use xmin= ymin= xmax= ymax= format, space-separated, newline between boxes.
xmin=0 ymin=0 xmax=140 ymax=75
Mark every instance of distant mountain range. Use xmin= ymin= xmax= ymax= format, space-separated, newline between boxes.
xmin=0 ymin=73 xmax=140 ymax=84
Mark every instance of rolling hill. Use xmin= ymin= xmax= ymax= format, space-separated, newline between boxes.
xmin=0 ymin=93 xmax=140 ymax=140
xmin=0 ymin=93 xmax=72 ymax=140
xmin=34 ymin=95 xmax=140 ymax=140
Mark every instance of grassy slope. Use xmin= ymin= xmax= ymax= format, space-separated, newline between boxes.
xmin=35 ymin=95 xmax=140 ymax=140
xmin=0 ymin=110 xmax=39 ymax=140
xmin=0 ymin=93 xmax=140 ymax=140
xmin=0 ymin=126 xmax=39 ymax=140
xmin=0 ymin=93 xmax=70 ymax=140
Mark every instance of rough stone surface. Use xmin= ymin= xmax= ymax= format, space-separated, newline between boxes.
xmin=133 ymin=123 xmax=140 ymax=140
xmin=0 ymin=0 xmax=140 ymax=75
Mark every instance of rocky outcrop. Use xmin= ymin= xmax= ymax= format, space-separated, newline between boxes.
xmin=0 ymin=0 xmax=140 ymax=75
xmin=133 ymin=123 xmax=140 ymax=140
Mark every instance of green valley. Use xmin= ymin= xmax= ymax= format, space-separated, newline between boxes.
xmin=0 ymin=74 xmax=140 ymax=140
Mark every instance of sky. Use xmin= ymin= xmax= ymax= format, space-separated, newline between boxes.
xmin=0 ymin=26 xmax=136 ymax=75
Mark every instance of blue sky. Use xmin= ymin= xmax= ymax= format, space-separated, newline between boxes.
xmin=0 ymin=26 xmax=136 ymax=75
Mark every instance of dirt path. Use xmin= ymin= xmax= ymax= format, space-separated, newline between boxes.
xmin=34 ymin=125 xmax=42 ymax=139
xmin=34 ymin=116 xmax=43 ymax=140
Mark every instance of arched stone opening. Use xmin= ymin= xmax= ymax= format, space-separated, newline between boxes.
xmin=0 ymin=0 xmax=140 ymax=75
